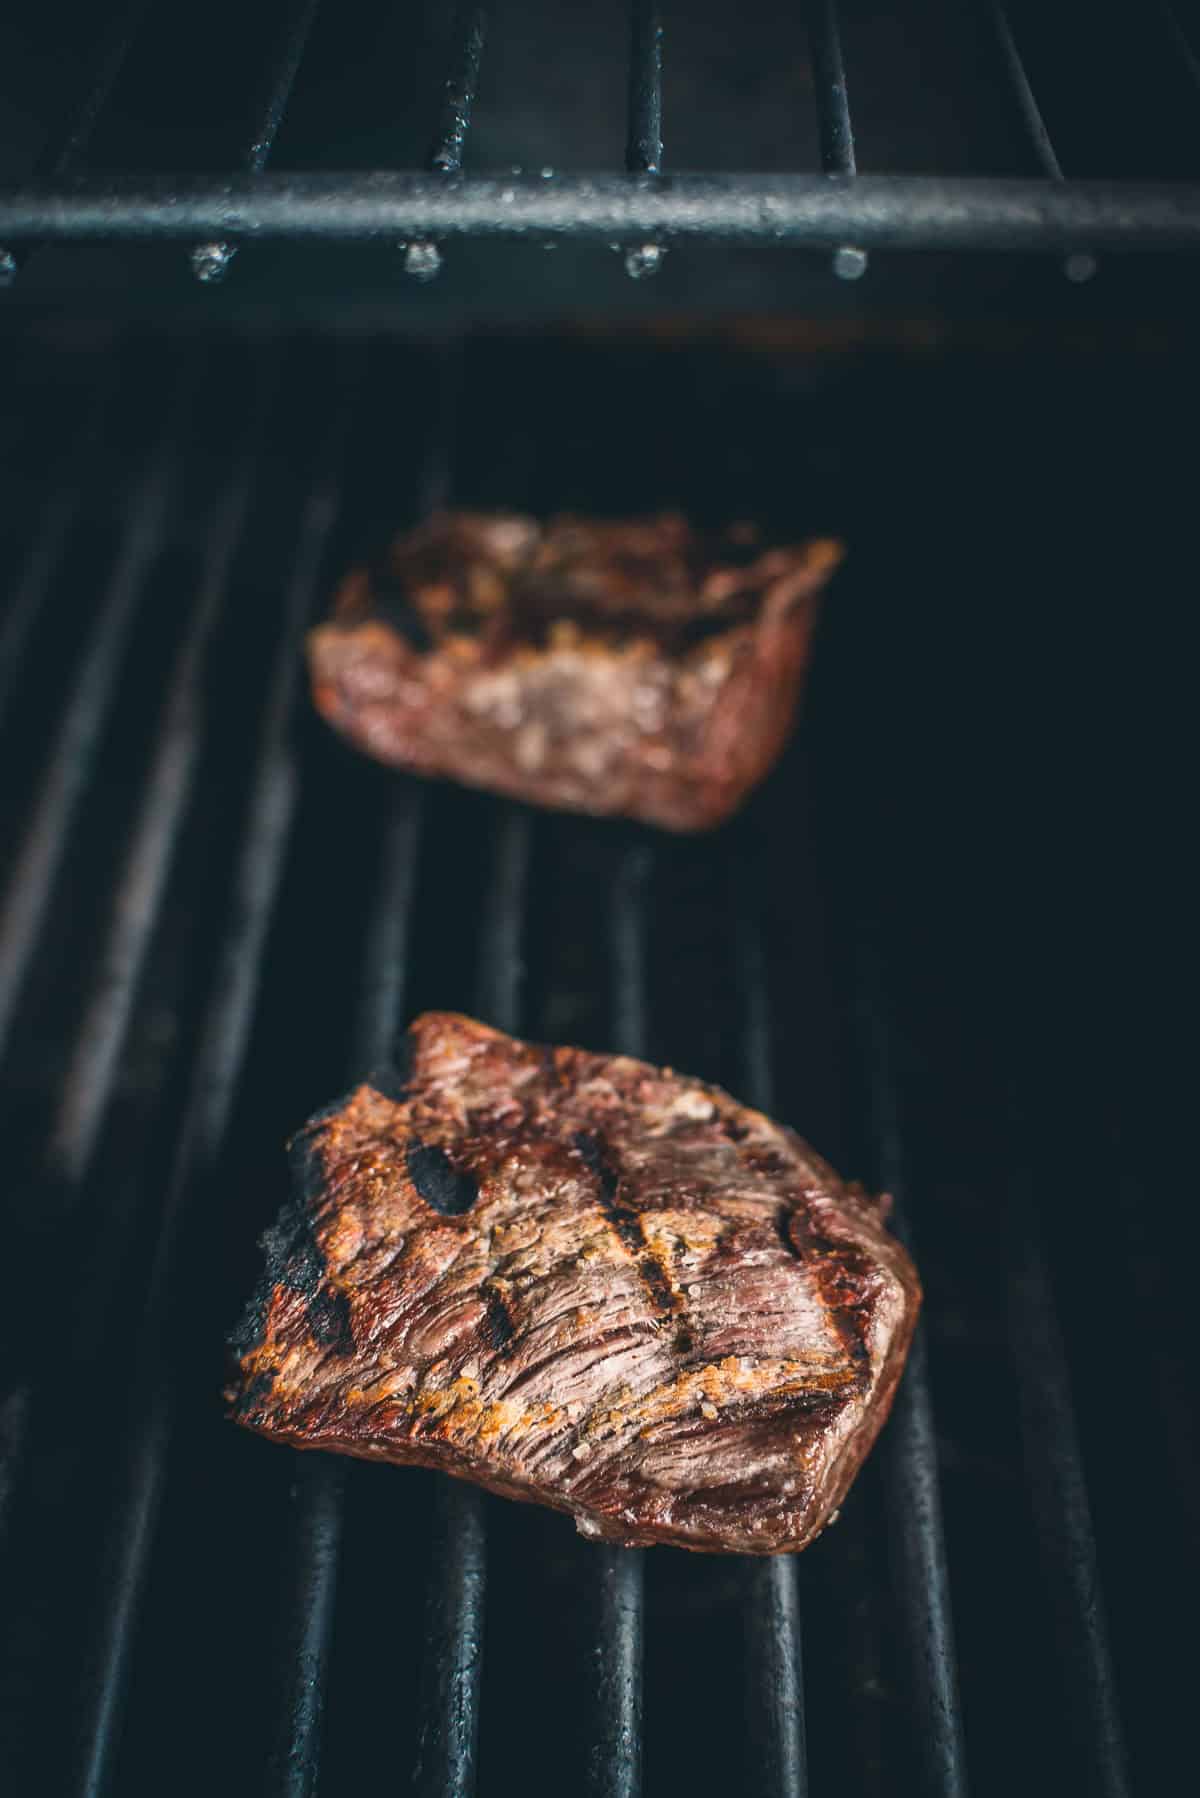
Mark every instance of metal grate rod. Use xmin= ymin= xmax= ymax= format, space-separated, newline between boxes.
xmin=582 ymin=840 xmax=651 ymax=1798
xmin=1008 ymin=1189 xmax=1131 ymax=1798
xmin=622 ymin=3 xmax=665 ymax=279
xmin=59 ymin=388 xmax=352 ymax=1798
xmin=1161 ymin=1 xmax=1200 ymax=94
xmin=0 ymin=379 xmax=270 ymax=1548
xmin=856 ymin=952 xmax=969 ymax=1798
xmin=191 ymin=0 xmax=324 ymax=283
xmin=429 ymin=6 xmax=489 ymax=173
xmin=45 ymin=376 xmax=272 ymax=1187
xmin=0 ymin=368 xmax=194 ymax=1062
xmin=406 ymin=7 xmax=490 ymax=281
xmin=5 ymin=172 xmax=1200 ymax=248
xmin=0 ymin=0 xmax=151 ymax=283
xmin=626 ymin=2 xmax=664 ymax=173
xmin=413 ymin=805 xmax=532 ymax=1798
xmin=805 ymin=0 xmax=867 ymax=279
xmin=734 ymin=882 xmax=808 ymax=1798
xmin=988 ymin=2 xmax=1097 ymax=281
xmin=0 ymin=372 xmax=114 ymax=727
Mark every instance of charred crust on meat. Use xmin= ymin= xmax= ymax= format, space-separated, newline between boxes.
xmin=228 ymin=1129 xmax=355 ymax=1361
xmin=230 ymin=1368 xmax=277 ymax=1425
xmin=481 ymin=1284 xmax=516 ymax=1353
xmin=406 ymin=1139 xmax=479 ymax=1216
xmin=571 ymin=1129 xmax=618 ymax=1201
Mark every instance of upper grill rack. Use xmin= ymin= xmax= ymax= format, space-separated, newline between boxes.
xmin=1 ymin=0 xmax=1200 ymax=285
xmin=0 ymin=327 xmax=1189 ymax=1798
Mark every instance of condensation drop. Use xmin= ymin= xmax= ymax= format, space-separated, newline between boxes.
xmin=404 ymin=240 xmax=443 ymax=281
xmin=833 ymin=245 xmax=869 ymax=281
xmin=624 ymin=243 xmax=665 ymax=280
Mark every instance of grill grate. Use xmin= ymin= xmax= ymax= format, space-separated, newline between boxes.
xmin=0 ymin=326 xmax=1192 ymax=1797
xmin=2 ymin=0 xmax=1200 ymax=282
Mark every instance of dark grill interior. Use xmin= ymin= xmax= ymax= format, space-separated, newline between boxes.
xmin=0 ymin=320 xmax=1193 ymax=1797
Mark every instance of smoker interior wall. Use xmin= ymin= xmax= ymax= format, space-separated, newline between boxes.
xmin=0 ymin=322 xmax=1193 ymax=1796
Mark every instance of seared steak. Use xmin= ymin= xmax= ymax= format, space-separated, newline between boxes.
xmin=307 ymin=512 xmax=841 ymax=832
xmin=227 ymin=1013 xmax=919 ymax=1554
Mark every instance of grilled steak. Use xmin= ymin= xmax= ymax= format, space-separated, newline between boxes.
xmin=307 ymin=512 xmax=842 ymax=832
xmin=227 ymin=1013 xmax=919 ymax=1554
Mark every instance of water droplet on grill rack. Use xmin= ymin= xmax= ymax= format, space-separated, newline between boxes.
xmin=1064 ymin=251 xmax=1098 ymax=284
xmin=190 ymin=241 xmax=235 ymax=284
xmin=404 ymin=241 xmax=443 ymax=281
xmin=624 ymin=243 xmax=665 ymax=280
xmin=833 ymin=245 xmax=869 ymax=281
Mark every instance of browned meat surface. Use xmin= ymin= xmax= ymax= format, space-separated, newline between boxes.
xmin=307 ymin=512 xmax=842 ymax=832
xmin=227 ymin=1013 xmax=919 ymax=1554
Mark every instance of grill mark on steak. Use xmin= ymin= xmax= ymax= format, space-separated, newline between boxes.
xmin=407 ymin=1139 xmax=479 ymax=1216
xmin=481 ymin=1283 xmax=516 ymax=1353
xmin=572 ymin=1128 xmax=691 ymax=1347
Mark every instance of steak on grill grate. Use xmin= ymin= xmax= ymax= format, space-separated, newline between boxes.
xmin=307 ymin=512 xmax=841 ymax=832
xmin=227 ymin=1012 xmax=919 ymax=1552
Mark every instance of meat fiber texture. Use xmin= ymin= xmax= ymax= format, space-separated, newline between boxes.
xmin=227 ymin=1014 xmax=920 ymax=1554
xmin=307 ymin=512 xmax=842 ymax=832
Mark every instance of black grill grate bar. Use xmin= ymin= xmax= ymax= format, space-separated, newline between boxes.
xmin=0 ymin=364 xmax=196 ymax=1062
xmin=0 ymin=0 xmax=151 ymax=283
xmin=62 ymin=383 xmax=354 ymax=1798
xmin=806 ymin=0 xmax=857 ymax=176
xmin=626 ymin=2 xmax=664 ymax=174
xmin=623 ymin=4 xmax=665 ymax=278
xmin=190 ymin=0 xmax=324 ymax=283
xmin=0 ymin=373 xmax=271 ymax=1556
xmin=414 ymin=805 xmax=532 ymax=1798
xmin=987 ymin=3 xmax=1097 ymax=280
xmin=805 ymin=0 xmax=867 ymax=279
xmin=987 ymin=3 xmax=1064 ymax=181
xmin=355 ymin=787 xmax=426 ymax=1074
xmin=1161 ymin=1 xmax=1200 ymax=93
xmin=406 ymin=11 xmax=489 ymax=280
xmin=1008 ymin=1195 xmax=1132 ymax=1798
xmin=583 ymin=840 xmax=651 ymax=1798
xmin=267 ymin=783 xmax=424 ymax=1798
xmin=430 ymin=6 xmax=489 ymax=174
xmin=6 ymin=171 xmax=1200 ymax=247
xmin=734 ymin=877 xmax=808 ymax=1798
xmin=45 ymin=371 xmax=274 ymax=1188
xmin=0 ymin=371 xmax=114 ymax=726
xmin=857 ymin=958 xmax=969 ymax=1798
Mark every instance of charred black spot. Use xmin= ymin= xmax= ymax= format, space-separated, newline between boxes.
xmin=407 ymin=1139 xmax=478 ymax=1215
xmin=231 ymin=1369 xmax=277 ymax=1424
xmin=482 ymin=1285 xmax=516 ymax=1352
xmin=637 ymin=1253 xmax=680 ymax=1317
xmin=227 ymin=1131 xmax=355 ymax=1361
xmin=775 ymin=1208 xmax=802 ymax=1261
xmin=374 ymin=573 xmax=434 ymax=652
xmin=572 ymin=1130 xmax=618 ymax=1203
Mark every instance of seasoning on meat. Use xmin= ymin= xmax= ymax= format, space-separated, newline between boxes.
xmin=307 ymin=512 xmax=842 ymax=832
xmin=227 ymin=1013 xmax=919 ymax=1554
